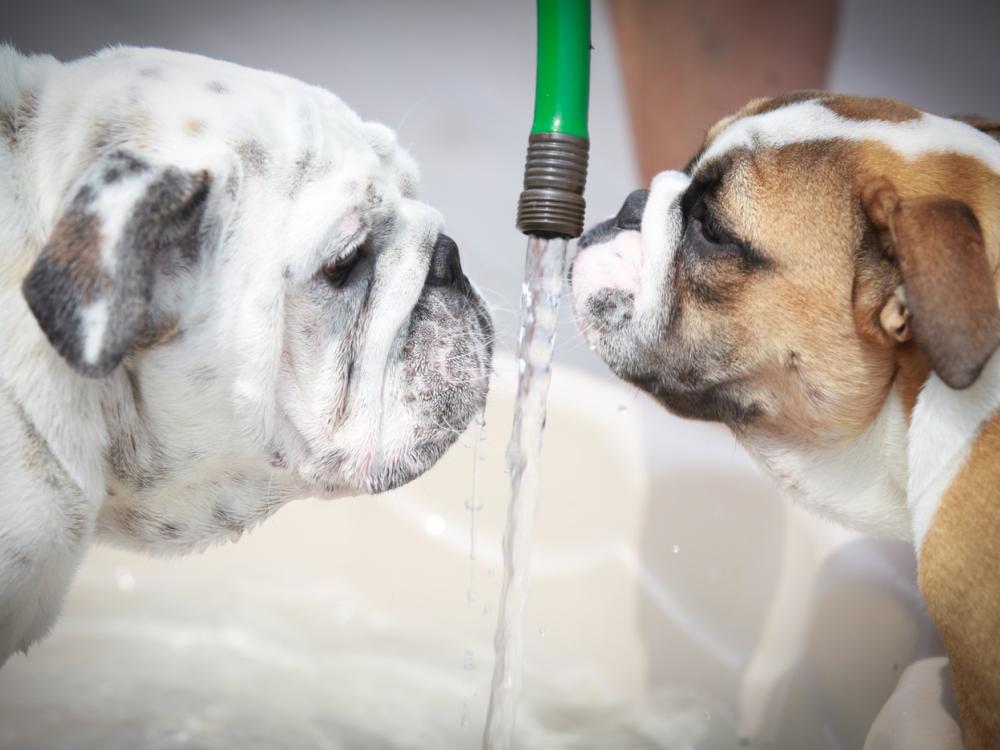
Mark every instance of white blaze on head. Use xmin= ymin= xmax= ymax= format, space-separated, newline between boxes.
xmin=80 ymin=298 xmax=110 ymax=366
xmin=697 ymin=99 xmax=1000 ymax=175
xmin=91 ymin=169 xmax=158 ymax=274
xmin=635 ymin=169 xmax=691 ymax=324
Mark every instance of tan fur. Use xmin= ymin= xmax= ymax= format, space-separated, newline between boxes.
xmin=919 ymin=408 xmax=1000 ymax=748
xmin=894 ymin=345 xmax=931 ymax=419
xmin=687 ymin=119 xmax=1000 ymax=442
xmin=824 ymin=96 xmax=920 ymax=123
xmin=700 ymin=140 xmax=898 ymax=442
xmin=855 ymin=146 xmax=1000 ymax=271
xmin=44 ymin=209 xmax=105 ymax=302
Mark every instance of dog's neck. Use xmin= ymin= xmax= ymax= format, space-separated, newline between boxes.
xmin=907 ymin=348 xmax=1000 ymax=549
xmin=92 ymin=356 xmax=311 ymax=555
xmin=743 ymin=388 xmax=912 ymax=540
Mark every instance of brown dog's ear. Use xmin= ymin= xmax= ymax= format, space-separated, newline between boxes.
xmin=22 ymin=150 xmax=210 ymax=377
xmin=863 ymin=178 xmax=1000 ymax=389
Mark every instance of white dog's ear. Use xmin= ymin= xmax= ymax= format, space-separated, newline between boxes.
xmin=863 ymin=178 xmax=1000 ymax=389
xmin=22 ymin=149 xmax=211 ymax=377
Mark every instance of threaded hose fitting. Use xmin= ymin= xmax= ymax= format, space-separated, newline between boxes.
xmin=516 ymin=132 xmax=589 ymax=239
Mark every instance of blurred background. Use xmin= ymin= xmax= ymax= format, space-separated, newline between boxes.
xmin=2 ymin=1 xmax=998 ymax=748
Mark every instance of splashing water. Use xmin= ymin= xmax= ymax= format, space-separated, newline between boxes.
xmin=467 ymin=412 xmax=487 ymax=605
xmin=483 ymin=236 xmax=569 ymax=750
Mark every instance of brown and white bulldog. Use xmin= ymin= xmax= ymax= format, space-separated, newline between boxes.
xmin=571 ymin=92 xmax=1000 ymax=747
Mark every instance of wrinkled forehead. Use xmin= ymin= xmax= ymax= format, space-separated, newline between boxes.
xmin=88 ymin=48 xmax=420 ymax=199
xmin=685 ymin=93 xmax=1000 ymax=182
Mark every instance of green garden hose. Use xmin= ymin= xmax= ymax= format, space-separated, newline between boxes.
xmin=516 ymin=0 xmax=591 ymax=238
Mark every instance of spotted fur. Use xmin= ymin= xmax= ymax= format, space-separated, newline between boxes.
xmin=0 ymin=45 xmax=492 ymax=663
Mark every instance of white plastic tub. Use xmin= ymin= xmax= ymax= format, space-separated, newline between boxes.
xmin=0 ymin=355 xmax=953 ymax=748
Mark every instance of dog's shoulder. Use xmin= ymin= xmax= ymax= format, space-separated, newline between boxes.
xmin=911 ymin=351 xmax=1000 ymax=740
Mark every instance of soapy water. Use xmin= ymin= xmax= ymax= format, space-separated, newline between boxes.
xmin=0 ymin=564 xmax=737 ymax=750
xmin=483 ymin=236 xmax=570 ymax=750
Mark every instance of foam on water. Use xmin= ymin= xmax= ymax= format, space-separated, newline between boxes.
xmin=483 ymin=236 xmax=569 ymax=750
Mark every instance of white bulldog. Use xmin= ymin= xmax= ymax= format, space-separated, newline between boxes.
xmin=0 ymin=46 xmax=493 ymax=663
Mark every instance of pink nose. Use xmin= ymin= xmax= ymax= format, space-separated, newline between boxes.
xmin=571 ymin=229 xmax=644 ymax=317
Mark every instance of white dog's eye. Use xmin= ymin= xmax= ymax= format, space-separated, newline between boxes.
xmin=322 ymin=246 xmax=363 ymax=288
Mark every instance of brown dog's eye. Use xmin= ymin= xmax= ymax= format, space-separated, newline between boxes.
xmin=322 ymin=246 xmax=362 ymax=287
xmin=694 ymin=201 xmax=729 ymax=246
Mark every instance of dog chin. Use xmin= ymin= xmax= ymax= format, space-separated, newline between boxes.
xmin=298 ymin=434 xmax=455 ymax=497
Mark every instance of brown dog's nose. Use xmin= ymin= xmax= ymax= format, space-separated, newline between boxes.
xmin=615 ymin=189 xmax=649 ymax=231
xmin=426 ymin=233 xmax=466 ymax=290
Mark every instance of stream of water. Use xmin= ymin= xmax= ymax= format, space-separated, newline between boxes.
xmin=482 ymin=236 xmax=569 ymax=750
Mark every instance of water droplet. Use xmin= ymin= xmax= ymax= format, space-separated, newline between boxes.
xmin=114 ymin=568 xmax=136 ymax=593
xmin=672 ymin=544 xmax=681 ymax=554
xmin=588 ymin=342 xmax=596 ymax=351
xmin=423 ymin=514 xmax=446 ymax=536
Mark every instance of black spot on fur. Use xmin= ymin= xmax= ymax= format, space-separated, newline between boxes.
xmin=1 ymin=88 xmax=39 ymax=149
xmin=236 ymin=138 xmax=270 ymax=177
xmin=2 ymin=547 xmax=33 ymax=570
xmin=289 ymin=149 xmax=323 ymax=198
xmin=206 ymin=80 xmax=229 ymax=94
xmin=158 ymin=522 xmax=182 ymax=540
xmin=0 ymin=107 xmax=17 ymax=147
xmin=585 ymin=288 xmax=634 ymax=333
xmin=65 ymin=508 xmax=90 ymax=544
xmin=102 ymin=153 xmax=147 ymax=185
xmin=9 ymin=387 xmax=82 ymax=498
xmin=224 ymin=170 xmax=240 ymax=199
xmin=188 ymin=364 xmax=218 ymax=387
xmin=212 ymin=504 xmax=246 ymax=534
xmin=117 ymin=507 xmax=147 ymax=537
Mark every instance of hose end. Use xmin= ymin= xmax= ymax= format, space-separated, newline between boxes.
xmin=516 ymin=132 xmax=589 ymax=239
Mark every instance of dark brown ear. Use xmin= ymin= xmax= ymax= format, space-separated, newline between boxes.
xmin=863 ymin=178 xmax=1000 ymax=389
xmin=22 ymin=150 xmax=210 ymax=377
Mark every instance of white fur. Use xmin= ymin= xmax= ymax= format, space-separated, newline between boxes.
xmin=80 ymin=299 xmax=109 ymax=366
xmin=748 ymin=390 xmax=911 ymax=539
xmin=0 ymin=46 xmax=491 ymax=663
xmin=636 ymin=170 xmax=691 ymax=325
xmin=699 ymin=99 xmax=1000 ymax=175
xmin=908 ymin=350 xmax=1000 ymax=548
